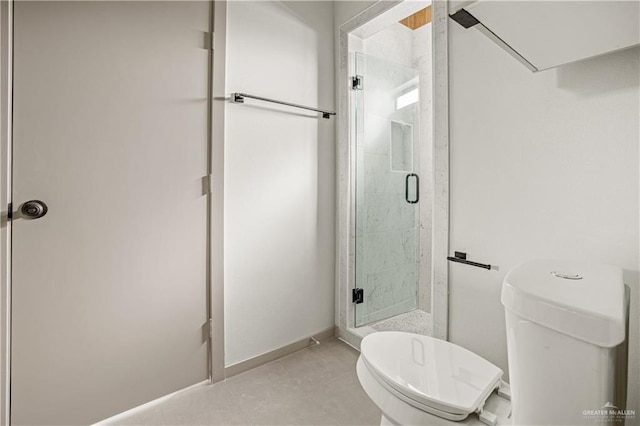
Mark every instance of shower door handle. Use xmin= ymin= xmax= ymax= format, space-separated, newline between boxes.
xmin=405 ymin=174 xmax=419 ymax=204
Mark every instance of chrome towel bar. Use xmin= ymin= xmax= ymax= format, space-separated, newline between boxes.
xmin=230 ymin=92 xmax=336 ymax=119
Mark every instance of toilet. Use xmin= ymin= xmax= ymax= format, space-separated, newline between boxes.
xmin=356 ymin=259 xmax=629 ymax=425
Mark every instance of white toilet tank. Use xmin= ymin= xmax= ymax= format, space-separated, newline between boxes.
xmin=502 ymin=260 xmax=629 ymax=426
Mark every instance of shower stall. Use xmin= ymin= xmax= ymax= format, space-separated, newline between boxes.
xmin=353 ymin=52 xmax=423 ymax=327
xmin=337 ymin=0 xmax=450 ymax=346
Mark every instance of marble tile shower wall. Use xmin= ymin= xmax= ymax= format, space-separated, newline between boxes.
xmin=364 ymin=23 xmax=413 ymax=67
xmin=356 ymin=24 xmax=420 ymax=325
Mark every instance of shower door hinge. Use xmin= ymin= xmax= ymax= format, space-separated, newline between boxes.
xmin=352 ymin=288 xmax=364 ymax=304
xmin=351 ymin=75 xmax=363 ymax=90
xmin=209 ymin=318 xmax=213 ymax=339
xmin=6 ymin=203 xmax=11 ymax=220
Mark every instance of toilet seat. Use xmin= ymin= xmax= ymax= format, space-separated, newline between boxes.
xmin=359 ymin=332 xmax=504 ymax=421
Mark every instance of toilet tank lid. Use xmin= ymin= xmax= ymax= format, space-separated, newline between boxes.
xmin=501 ymin=259 xmax=625 ymax=348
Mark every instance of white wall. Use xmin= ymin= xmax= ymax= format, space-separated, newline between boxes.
xmin=225 ymin=0 xmax=335 ymax=366
xmin=449 ymin=21 xmax=640 ymax=412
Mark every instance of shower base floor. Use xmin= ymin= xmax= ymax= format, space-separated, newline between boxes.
xmin=370 ymin=309 xmax=432 ymax=336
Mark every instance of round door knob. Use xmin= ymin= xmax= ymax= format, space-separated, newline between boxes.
xmin=21 ymin=200 xmax=48 ymax=219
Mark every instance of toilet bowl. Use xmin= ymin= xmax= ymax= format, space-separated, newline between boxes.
xmin=356 ymin=260 xmax=629 ymax=426
xmin=356 ymin=332 xmax=512 ymax=426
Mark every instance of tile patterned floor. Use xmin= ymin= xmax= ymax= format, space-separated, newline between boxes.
xmin=371 ymin=309 xmax=432 ymax=335
xmin=106 ymin=338 xmax=382 ymax=426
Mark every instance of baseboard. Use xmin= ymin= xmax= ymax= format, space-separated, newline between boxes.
xmin=94 ymin=380 xmax=209 ymax=425
xmin=224 ymin=326 xmax=336 ymax=378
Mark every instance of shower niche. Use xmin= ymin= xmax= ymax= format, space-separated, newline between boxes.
xmin=390 ymin=121 xmax=414 ymax=172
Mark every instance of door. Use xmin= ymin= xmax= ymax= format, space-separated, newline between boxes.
xmin=11 ymin=2 xmax=210 ymax=424
xmin=353 ymin=52 xmax=420 ymax=327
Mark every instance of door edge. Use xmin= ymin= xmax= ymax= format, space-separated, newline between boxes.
xmin=0 ymin=0 xmax=13 ymax=424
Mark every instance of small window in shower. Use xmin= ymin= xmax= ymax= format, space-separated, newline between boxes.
xmin=390 ymin=121 xmax=413 ymax=172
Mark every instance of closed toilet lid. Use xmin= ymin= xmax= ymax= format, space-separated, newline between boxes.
xmin=360 ymin=332 xmax=503 ymax=416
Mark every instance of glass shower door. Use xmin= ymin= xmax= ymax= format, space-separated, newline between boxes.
xmin=354 ymin=52 xmax=420 ymax=327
